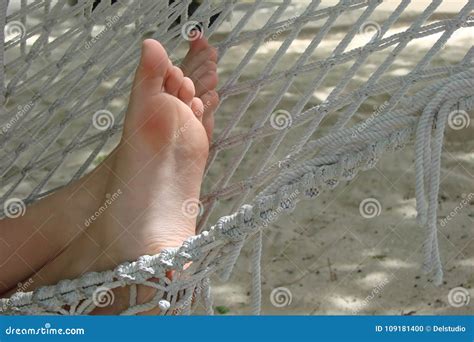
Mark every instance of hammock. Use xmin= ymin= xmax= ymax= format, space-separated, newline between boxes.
xmin=0 ymin=0 xmax=472 ymax=315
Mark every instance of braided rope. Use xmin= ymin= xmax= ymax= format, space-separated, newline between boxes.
xmin=0 ymin=0 xmax=472 ymax=315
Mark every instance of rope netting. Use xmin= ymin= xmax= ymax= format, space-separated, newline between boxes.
xmin=0 ymin=0 xmax=472 ymax=315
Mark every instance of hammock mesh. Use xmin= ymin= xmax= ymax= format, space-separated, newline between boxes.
xmin=0 ymin=0 xmax=473 ymax=315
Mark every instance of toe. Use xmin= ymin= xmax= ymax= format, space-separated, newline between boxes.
xmin=189 ymin=36 xmax=209 ymax=54
xmin=181 ymin=45 xmax=218 ymax=78
xmin=201 ymin=90 xmax=219 ymax=118
xmin=134 ymin=39 xmax=170 ymax=92
xmin=178 ymin=77 xmax=195 ymax=106
xmin=165 ymin=66 xmax=184 ymax=97
xmin=187 ymin=60 xmax=217 ymax=97
xmin=201 ymin=90 xmax=219 ymax=111
xmin=208 ymin=46 xmax=218 ymax=63
xmin=194 ymin=69 xmax=218 ymax=97
xmin=191 ymin=97 xmax=204 ymax=121
xmin=192 ymin=60 xmax=217 ymax=77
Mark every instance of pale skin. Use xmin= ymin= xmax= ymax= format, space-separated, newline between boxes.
xmin=0 ymin=37 xmax=219 ymax=313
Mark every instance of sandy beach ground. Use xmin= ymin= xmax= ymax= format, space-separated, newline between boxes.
xmin=204 ymin=1 xmax=474 ymax=315
xmin=1 ymin=1 xmax=473 ymax=315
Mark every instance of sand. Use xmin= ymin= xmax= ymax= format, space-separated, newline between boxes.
xmin=206 ymin=1 xmax=474 ymax=315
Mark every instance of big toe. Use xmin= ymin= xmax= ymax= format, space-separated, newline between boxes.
xmin=181 ymin=37 xmax=218 ymax=78
xmin=189 ymin=35 xmax=211 ymax=54
xmin=133 ymin=39 xmax=170 ymax=94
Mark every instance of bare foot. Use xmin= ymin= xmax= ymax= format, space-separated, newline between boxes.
xmin=0 ymin=37 xmax=219 ymax=295
xmin=97 ymin=39 xmax=210 ymax=260
xmin=27 ymin=40 xmax=212 ymax=313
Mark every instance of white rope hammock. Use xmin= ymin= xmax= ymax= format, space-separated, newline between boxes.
xmin=0 ymin=0 xmax=473 ymax=315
